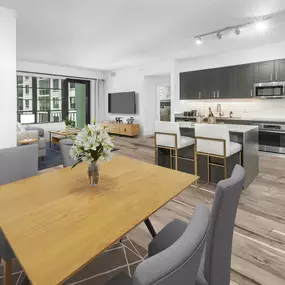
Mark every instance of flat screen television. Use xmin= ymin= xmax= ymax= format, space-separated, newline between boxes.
xmin=108 ymin=92 xmax=136 ymax=114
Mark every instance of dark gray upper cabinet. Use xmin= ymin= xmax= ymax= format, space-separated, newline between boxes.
xmin=275 ymin=59 xmax=285 ymax=81
xmin=232 ymin=64 xmax=254 ymax=98
xmin=179 ymin=58 xmax=285 ymax=100
xmin=180 ymin=70 xmax=205 ymax=99
xmin=254 ymin=60 xmax=275 ymax=83
xmin=217 ymin=67 xmax=232 ymax=98
xmin=204 ymin=68 xmax=220 ymax=98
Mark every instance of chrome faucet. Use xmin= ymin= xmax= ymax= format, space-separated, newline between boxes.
xmin=229 ymin=111 xmax=234 ymax=118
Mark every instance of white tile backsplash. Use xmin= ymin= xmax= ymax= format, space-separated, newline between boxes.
xmin=176 ymin=98 xmax=285 ymax=120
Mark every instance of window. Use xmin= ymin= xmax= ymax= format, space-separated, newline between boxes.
xmin=17 ymin=76 xmax=33 ymax=122
xmin=25 ymin=85 xmax=29 ymax=95
xmin=53 ymin=98 xmax=59 ymax=109
xmin=36 ymin=77 xmax=63 ymax=123
xmin=53 ymin=79 xmax=60 ymax=89
xmin=70 ymin=97 xmax=76 ymax=109
xmin=16 ymin=74 xmax=85 ymax=124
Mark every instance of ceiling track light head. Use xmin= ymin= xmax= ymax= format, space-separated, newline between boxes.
xmin=217 ymin=32 xmax=222 ymax=40
xmin=195 ymin=36 xmax=202 ymax=45
xmin=235 ymin=28 xmax=241 ymax=35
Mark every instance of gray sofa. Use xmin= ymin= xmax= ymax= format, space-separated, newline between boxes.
xmin=17 ymin=123 xmax=46 ymax=158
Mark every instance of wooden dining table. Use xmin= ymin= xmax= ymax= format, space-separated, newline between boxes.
xmin=0 ymin=155 xmax=198 ymax=285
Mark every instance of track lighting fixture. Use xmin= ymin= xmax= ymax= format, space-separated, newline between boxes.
xmin=194 ymin=14 xmax=271 ymax=45
xmin=255 ymin=20 xmax=267 ymax=31
xmin=195 ymin=37 xmax=203 ymax=45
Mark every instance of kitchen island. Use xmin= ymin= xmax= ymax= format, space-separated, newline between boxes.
xmin=157 ymin=122 xmax=259 ymax=188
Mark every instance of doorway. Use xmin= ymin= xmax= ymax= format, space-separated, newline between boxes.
xmin=63 ymin=79 xmax=90 ymax=128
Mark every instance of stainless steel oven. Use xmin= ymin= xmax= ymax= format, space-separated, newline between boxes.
xmin=254 ymin=82 xmax=285 ymax=98
xmin=258 ymin=123 xmax=285 ymax=154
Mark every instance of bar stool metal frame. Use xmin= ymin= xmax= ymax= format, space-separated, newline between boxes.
xmin=154 ymin=132 xmax=178 ymax=170
xmin=194 ymin=136 xmax=242 ymax=182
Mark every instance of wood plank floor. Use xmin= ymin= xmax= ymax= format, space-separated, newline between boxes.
xmin=42 ymin=136 xmax=285 ymax=285
xmin=111 ymin=136 xmax=285 ymax=285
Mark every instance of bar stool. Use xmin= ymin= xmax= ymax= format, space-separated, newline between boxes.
xmin=155 ymin=121 xmax=195 ymax=170
xmin=195 ymin=124 xmax=242 ymax=182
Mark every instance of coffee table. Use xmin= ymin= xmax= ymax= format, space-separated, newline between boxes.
xmin=48 ymin=130 xmax=79 ymax=148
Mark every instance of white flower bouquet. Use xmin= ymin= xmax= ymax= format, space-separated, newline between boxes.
xmin=70 ymin=122 xmax=114 ymax=169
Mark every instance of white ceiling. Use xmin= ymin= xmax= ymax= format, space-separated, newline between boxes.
xmin=1 ymin=0 xmax=285 ymax=70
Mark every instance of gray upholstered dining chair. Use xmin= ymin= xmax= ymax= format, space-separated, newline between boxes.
xmin=147 ymin=164 xmax=245 ymax=285
xmin=106 ymin=204 xmax=211 ymax=285
xmin=0 ymin=144 xmax=38 ymax=285
xmin=59 ymin=138 xmax=76 ymax=168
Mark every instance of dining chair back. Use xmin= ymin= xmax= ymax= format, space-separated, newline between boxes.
xmin=198 ymin=164 xmax=245 ymax=285
xmin=0 ymin=144 xmax=38 ymax=285
xmin=59 ymin=139 xmax=76 ymax=168
xmin=0 ymin=144 xmax=38 ymax=185
xmin=134 ymin=204 xmax=210 ymax=285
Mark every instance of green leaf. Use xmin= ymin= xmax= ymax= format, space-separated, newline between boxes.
xmin=71 ymin=159 xmax=82 ymax=169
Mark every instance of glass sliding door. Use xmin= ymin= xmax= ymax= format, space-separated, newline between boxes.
xmin=64 ymin=79 xmax=90 ymax=129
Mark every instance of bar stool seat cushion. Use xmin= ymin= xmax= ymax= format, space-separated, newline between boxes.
xmin=157 ymin=136 xmax=195 ymax=149
xmin=229 ymin=142 xmax=242 ymax=156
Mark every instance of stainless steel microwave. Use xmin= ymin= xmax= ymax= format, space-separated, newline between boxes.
xmin=254 ymin=82 xmax=285 ymax=98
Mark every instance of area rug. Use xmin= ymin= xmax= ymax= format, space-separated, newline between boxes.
xmin=3 ymin=237 xmax=147 ymax=285
xmin=39 ymin=143 xmax=120 ymax=171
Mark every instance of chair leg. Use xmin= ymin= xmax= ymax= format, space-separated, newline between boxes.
xmin=170 ymin=149 xmax=173 ymax=170
xmin=4 ymin=260 xmax=12 ymax=285
xmin=175 ymin=148 xmax=178 ymax=171
xmin=224 ymin=157 xmax=227 ymax=179
xmin=194 ymin=147 xmax=198 ymax=188
xmin=207 ymin=155 xmax=210 ymax=184
xmin=239 ymin=151 xmax=242 ymax=165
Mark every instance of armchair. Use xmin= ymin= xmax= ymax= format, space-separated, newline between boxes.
xmin=17 ymin=129 xmax=46 ymax=158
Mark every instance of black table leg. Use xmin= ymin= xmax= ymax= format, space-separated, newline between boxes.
xmin=144 ymin=218 xmax=157 ymax=238
xmin=49 ymin=132 xmax=52 ymax=148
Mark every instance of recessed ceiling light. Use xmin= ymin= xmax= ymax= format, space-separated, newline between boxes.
xmin=255 ymin=20 xmax=267 ymax=31
xmin=195 ymin=37 xmax=203 ymax=45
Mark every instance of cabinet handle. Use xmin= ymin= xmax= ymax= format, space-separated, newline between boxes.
xmin=250 ymin=89 xmax=253 ymax=97
xmin=276 ymin=73 xmax=278 ymax=81
xmin=217 ymin=90 xmax=220 ymax=98
xmin=198 ymin=91 xmax=201 ymax=99
xmin=213 ymin=91 xmax=216 ymax=98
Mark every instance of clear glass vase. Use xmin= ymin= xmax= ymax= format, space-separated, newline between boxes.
xmin=88 ymin=161 xmax=100 ymax=186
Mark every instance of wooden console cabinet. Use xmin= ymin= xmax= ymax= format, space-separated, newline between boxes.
xmin=102 ymin=122 xmax=140 ymax=137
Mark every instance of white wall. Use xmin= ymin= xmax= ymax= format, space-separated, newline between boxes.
xmin=144 ymin=75 xmax=170 ymax=134
xmin=104 ymin=60 xmax=173 ymax=135
xmin=173 ymin=40 xmax=285 ymax=118
xmin=0 ymin=7 xmax=16 ymax=149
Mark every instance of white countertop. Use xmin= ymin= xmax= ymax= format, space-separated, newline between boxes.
xmin=178 ymin=122 xmax=259 ymax=133
xmin=175 ymin=115 xmax=285 ymax=123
